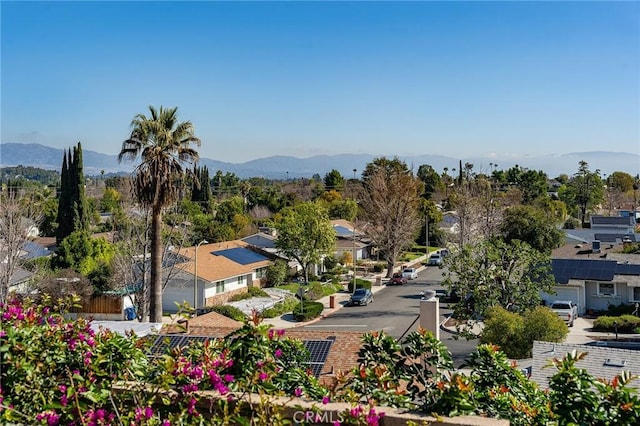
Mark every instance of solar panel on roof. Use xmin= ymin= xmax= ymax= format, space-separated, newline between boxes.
xmin=303 ymin=340 xmax=334 ymax=377
xmin=147 ymin=335 xmax=215 ymax=357
xmin=214 ymin=247 xmax=269 ymax=265
xmin=148 ymin=335 xmax=187 ymax=356
xmin=334 ymin=225 xmax=355 ymax=237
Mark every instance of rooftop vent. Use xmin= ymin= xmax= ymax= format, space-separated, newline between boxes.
xmin=591 ymin=240 xmax=601 ymax=254
xmin=604 ymin=359 xmax=626 ymax=367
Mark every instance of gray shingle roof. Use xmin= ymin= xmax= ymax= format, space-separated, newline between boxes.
xmin=591 ymin=216 xmax=635 ymax=226
xmin=531 ymin=341 xmax=640 ymax=390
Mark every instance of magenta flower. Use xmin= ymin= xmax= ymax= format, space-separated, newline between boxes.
xmin=277 ymin=329 xmax=285 ymax=336
xmin=259 ymin=372 xmax=269 ymax=381
xmin=294 ymin=387 xmax=303 ymax=397
xmin=322 ymin=396 xmax=330 ymax=404
xmin=274 ymin=349 xmax=283 ymax=358
xmin=223 ymin=374 xmax=234 ymax=382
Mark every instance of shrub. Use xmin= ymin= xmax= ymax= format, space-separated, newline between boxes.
xmin=604 ymin=302 xmax=635 ymax=316
xmin=347 ymin=278 xmax=372 ymax=293
xmin=305 ymin=281 xmax=341 ymax=300
xmin=372 ymin=263 xmax=384 ymax=273
xmin=481 ymin=306 xmax=567 ymax=359
xmin=207 ymin=304 xmax=247 ymax=321
xmin=292 ymin=300 xmax=324 ymax=322
xmin=522 ymin=306 xmax=568 ymax=352
xmin=265 ymin=259 xmax=288 ymax=287
xmin=228 ymin=287 xmax=269 ymax=301
xmin=563 ymin=217 xmax=581 ymax=229
xmin=593 ymin=315 xmax=640 ymax=333
xmin=260 ymin=296 xmax=299 ymax=318
xmin=323 ymin=255 xmax=338 ymax=271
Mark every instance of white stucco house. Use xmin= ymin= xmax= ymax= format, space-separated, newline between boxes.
xmin=163 ymin=240 xmax=273 ymax=313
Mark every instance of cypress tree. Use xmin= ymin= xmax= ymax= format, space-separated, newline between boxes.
xmin=56 ymin=143 xmax=89 ymax=244
xmin=56 ymin=149 xmax=72 ymax=244
xmin=72 ymin=142 xmax=89 ymax=232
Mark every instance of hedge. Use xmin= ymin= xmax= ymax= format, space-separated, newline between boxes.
xmin=593 ymin=315 xmax=640 ymax=333
xmin=347 ymin=278 xmax=372 ymax=293
xmin=293 ymin=301 xmax=324 ymax=322
xmin=206 ymin=305 xmax=247 ymax=321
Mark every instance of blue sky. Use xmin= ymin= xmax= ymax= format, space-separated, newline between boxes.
xmin=1 ymin=1 xmax=639 ymax=164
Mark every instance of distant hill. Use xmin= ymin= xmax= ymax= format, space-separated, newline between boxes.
xmin=1 ymin=142 xmax=638 ymax=179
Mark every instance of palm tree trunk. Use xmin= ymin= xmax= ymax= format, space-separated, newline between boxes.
xmin=149 ymin=206 xmax=163 ymax=323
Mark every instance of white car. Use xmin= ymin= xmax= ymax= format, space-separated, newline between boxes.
xmin=402 ymin=267 xmax=418 ymax=280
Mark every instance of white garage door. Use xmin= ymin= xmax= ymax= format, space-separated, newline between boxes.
xmin=546 ymin=286 xmax=581 ymax=314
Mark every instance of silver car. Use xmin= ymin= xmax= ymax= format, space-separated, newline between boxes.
xmin=427 ymin=253 xmax=442 ymax=266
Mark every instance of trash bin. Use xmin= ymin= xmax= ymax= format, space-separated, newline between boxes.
xmin=329 ymin=295 xmax=336 ymax=309
xmin=376 ymin=276 xmax=382 ymax=286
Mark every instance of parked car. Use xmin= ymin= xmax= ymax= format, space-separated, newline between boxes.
xmin=427 ymin=253 xmax=442 ymax=266
xmin=434 ymin=289 xmax=448 ymax=299
xmin=402 ymin=267 xmax=418 ymax=280
xmin=349 ymin=288 xmax=373 ymax=306
xmin=439 ymin=248 xmax=450 ymax=257
xmin=550 ymin=300 xmax=578 ymax=327
xmin=390 ymin=272 xmax=408 ymax=285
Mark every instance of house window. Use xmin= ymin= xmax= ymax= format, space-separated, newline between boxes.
xmin=215 ymin=281 xmax=225 ymax=294
xmin=238 ymin=275 xmax=245 ymax=285
xmin=632 ymin=287 xmax=640 ymax=302
xmin=255 ymin=267 xmax=267 ymax=279
xmin=598 ymin=283 xmax=615 ymax=296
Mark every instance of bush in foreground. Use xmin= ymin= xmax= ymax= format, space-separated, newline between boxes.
xmin=2 ymin=297 xmax=639 ymax=425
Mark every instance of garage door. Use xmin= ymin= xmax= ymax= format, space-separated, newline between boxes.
xmin=549 ymin=287 xmax=580 ymax=312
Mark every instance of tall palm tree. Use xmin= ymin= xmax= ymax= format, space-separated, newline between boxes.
xmin=119 ymin=106 xmax=200 ymax=323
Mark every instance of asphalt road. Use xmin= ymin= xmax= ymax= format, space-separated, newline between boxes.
xmin=302 ymin=265 xmax=478 ymax=368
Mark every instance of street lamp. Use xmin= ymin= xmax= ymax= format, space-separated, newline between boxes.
xmin=194 ymin=240 xmax=208 ymax=316
xmin=352 ymin=169 xmax=357 ymax=294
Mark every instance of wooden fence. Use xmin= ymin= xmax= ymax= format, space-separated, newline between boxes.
xmin=78 ymin=294 xmax=123 ymax=314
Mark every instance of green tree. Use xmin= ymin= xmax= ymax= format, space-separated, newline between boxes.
xmin=360 ymin=157 xmax=423 ymax=276
xmin=266 ymin=259 xmax=289 ymax=287
xmin=52 ymin=230 xmax=116 ymax=290
xmin=190 ymin=165 xmax=211 ymax=210
xmin=443 ymin=238 xmax=555 ymax=326
xmin=560 ymin=161 xmax=604 ymax=226
xmin=55 ymin=143 xmax=89 ymax=244
xmin=323 ymin=169 xmax=344 ymax=192
xmin=99 ymin=187 xmax=122 ymax=213
xmin=417 ymin=164 xmax=443 ymax=199
xmin=275 ymin=202 xmax=336 ymax=284
xmin=118 ymin=105 xmax=200 ymax=322
xmin=500 ymin=205 xmax=563 ymax=254
xmin=608 ymin=171 xmax=635 ymax=193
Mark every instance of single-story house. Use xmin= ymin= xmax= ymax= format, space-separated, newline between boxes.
xmin=164 ymin=241 xmax=273 ymax=313
xmin=331 ymin=219 xmax=373 ymax=262
xmin=541 ymin=256 xmax=640 ymax=315
xmin=531 ymin=341 xmax=640 ymax=390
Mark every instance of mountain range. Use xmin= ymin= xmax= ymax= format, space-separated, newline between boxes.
xmin=1 ymin=142 xmax=638 ymax=179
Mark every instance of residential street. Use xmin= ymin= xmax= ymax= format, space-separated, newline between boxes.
xmin=300 ymin=265 xmax=479 ymax=368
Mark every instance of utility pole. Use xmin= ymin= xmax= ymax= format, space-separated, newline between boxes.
xmin=194 ymin=240 xmax=208 ymax=316
xmin=425 ymin=214 xmax=429 ymax=256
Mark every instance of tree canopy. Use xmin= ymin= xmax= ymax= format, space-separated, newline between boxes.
xmin=500 ymin=205 xmax=563 ymax=254
xmin=443 ymin=238 xmax=555 ymax=327
xmin=274 ymin=201 xmax=335 ymax=284
xmin=118 ymin=105 xmax=200 ymax=322
xmin=359 ymin=157 xmax=423 ymax=276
